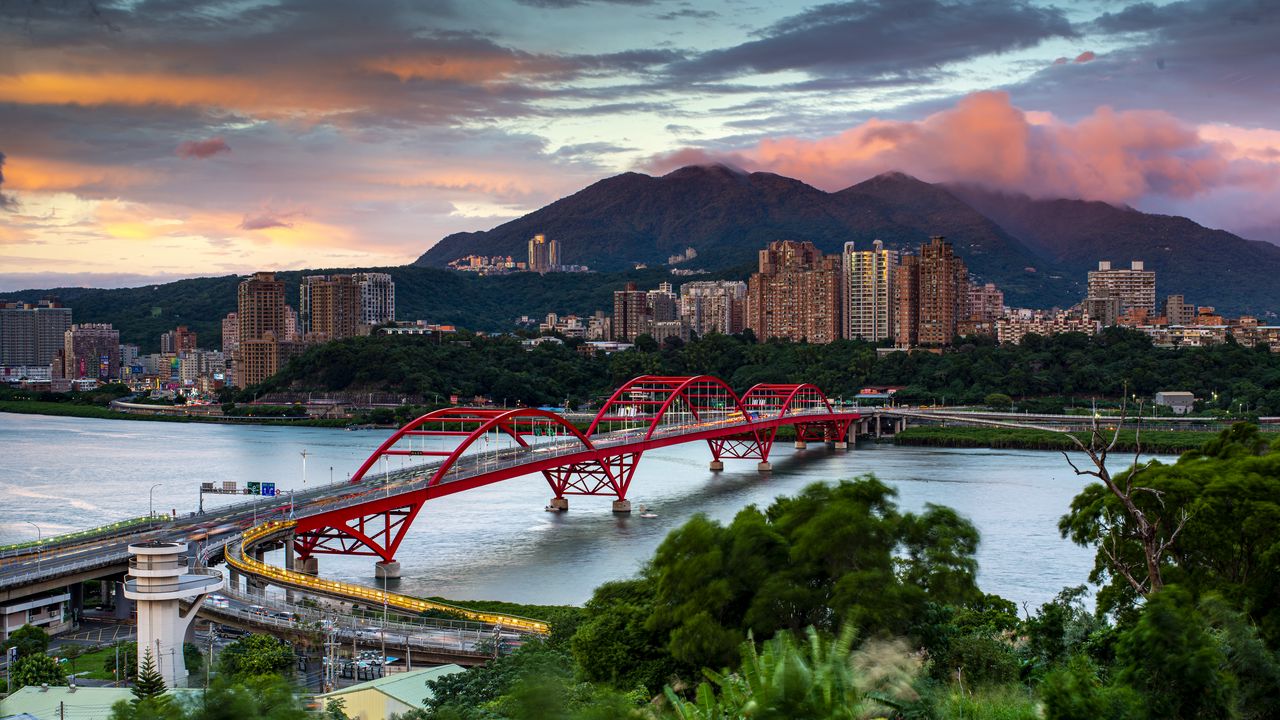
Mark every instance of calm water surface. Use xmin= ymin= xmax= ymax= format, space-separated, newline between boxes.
xmin=0 ymin=413 xmax=1165 ymax=610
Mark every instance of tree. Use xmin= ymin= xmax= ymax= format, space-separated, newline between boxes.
xmin=3 ymin=624 xmax=49 ymax=658
xmin=984 ymin=392 xmax=1013 ymax=410
xmin=1114 ymin=586 xmax=1236 ymax=719
xmin=106 ymin=641 xmax=139 ymax=681
xmin=1058 ymin=400 xmax=1187 ymax=599
xmin=217 ymin=634 xmax=294 ymax=678
xmin=133 ymin=648 xmax=168 ymax=702
xmin=10 ymin=653 xmax=67 ymax=688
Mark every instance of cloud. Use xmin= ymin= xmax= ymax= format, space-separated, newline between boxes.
xmin=0 ymin=151 xmax=9 ymax=208
xmin=239 ymin=213 xmax=296 ymax=231
xmin=1074 ymin=51 xmax=1095 ymax=63
xmin=674 ymin=0 xmax=1075 ymax=80
xmin=176 ymin=137 xmax=231 ymax=159
xmin=645 ymin=91 xmax=1280 ymax=205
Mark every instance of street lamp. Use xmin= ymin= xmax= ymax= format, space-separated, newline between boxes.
xmin=25 ymin=521 xmax=41 ymax=570
xmin=300 ymin=448 xmax=309 ymax=488
xmin=149 ymin=484 xmax=163 ymax=526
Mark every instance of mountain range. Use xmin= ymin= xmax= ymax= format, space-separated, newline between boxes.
xmin=416 ymin=165 xmax=1280 ymax=316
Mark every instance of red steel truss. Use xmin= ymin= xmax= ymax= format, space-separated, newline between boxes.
xmin=291 ymin=376 xmax=857 ymax=562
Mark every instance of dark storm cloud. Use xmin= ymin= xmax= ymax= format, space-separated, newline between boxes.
xmin=655 ymin=8 xmax=719 ymax=20
xmin=1004 ymin=0 xmax=1280 ymax=126
xmin=512 ymin=0 xmax=658 ymax=7
xmin=176 ymin=137 xmax=231 ymax=159
xmin=673 ymin=0 xmax=1076 ymax=80
xmin=0 ymin=152 xmax=10 ymax=208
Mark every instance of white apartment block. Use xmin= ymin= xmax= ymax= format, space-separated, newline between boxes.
xmin=842 ymin=240 xmax=898 ymax=342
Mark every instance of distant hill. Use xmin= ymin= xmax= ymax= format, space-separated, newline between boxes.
xmin=945 ymin=184 xmax=1280 ymax=317
xmin=417 ymin=165 xmax=1077 ymax=307
xmin=417 ymin=165 xmax=1280 ymax=315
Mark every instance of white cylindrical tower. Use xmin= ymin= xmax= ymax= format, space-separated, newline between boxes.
xmin=124 ymin=541 xmax=223 ymax=688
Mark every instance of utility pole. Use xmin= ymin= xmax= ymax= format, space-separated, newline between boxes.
xmin=300 ymin=448 xmax=309 ymax=487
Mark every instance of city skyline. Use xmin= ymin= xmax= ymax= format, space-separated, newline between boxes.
xmin=1 ymin=0 xmax=1278 ymax=291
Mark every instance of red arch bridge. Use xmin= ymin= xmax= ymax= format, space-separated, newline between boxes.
xmin=286 ymin=376 xmax=861 ymax=576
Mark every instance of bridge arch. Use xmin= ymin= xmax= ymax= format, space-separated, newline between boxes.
xmin=299 ymin=407 xmax=596 ymax=562
xmin=587 ymin=374 xmax=757 ymax=439
xmin=349 ymin=407 xmax=594 ymax=484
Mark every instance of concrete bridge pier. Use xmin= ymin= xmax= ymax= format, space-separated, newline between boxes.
xmin=227 ymin=567 xmax=241 ymax=593
xmin=612 ymin=499 xmax=632 ymax=514
xmin=284 ymin=535 xmax=297 ymax=603
xmin=375 ymin=561 xmax=401 ymax=579
xmin=793 ymin=440 xmax=807 ymax=449
xmin=709 ymin=460 xmax=724 ymax=471
xmin=757 ymin=461 xmax=772 ymax=472
xmin=833 ymin=440 xmax=848 ymax=449
xmin=547 ymin=497 xmax=569 ymax=512
xmin=299 ymin=556 xmax=319 ymax=575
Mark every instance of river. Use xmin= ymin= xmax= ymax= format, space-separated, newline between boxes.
xmin=0 ymin=412 xmax=1161 ymax=611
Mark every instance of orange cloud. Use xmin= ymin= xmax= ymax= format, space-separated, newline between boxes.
xmin=0 ymin=72 xmax=354 ymax=117
xmin=4 ymin=156 xmax=155 ymax=192
xmin=651 ymin=91 xmax=1280 ymax=204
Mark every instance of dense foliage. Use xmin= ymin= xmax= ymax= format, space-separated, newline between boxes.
xmin=9 ymin=654 xmax=67 ymax=688
xmin=3 ymin=624 xmax=49 ymax=658
xmin=215 ymin=634 xmax=294 ymax=678
xmin=109 ymin=674 xmax=312 ymax=720
xmin=1060 ymin=424 xmax=1280 ymax=639
xmin=256 ymin=327 xmax=1280 ymax=415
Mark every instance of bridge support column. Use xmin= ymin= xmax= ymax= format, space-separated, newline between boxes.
xmin=284 ymin=535 xmax=296 ymax=602
xmin=300 ymin=556 xmax=319 ymax=575
xmin=227 ymin=567 xmax=241 ymax=593
xmin=611 ymin=499 xmax=632 ymax=514
xmin=375 ymin=561 xmax=401 ymax=579
xmin=246 ymin=577 xmax=267 ymax=596
xmin=708 ymin=460 xmax=724 ymax=471
xmin=113 ymin=582 xmax=134 ymax=620
xmin=793 ymin=440 xmax=807 ymax=449
xmin=547 ymin=497 xmax=569 ymax=512
xmin=833 ymin=440 xmax=848 ymax=450
xmin=757 ymin=461 xmax=772 ymax=472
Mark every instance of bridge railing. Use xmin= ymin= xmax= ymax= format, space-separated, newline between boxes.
xmin=291 ymin=406 xmax=854 ymax=521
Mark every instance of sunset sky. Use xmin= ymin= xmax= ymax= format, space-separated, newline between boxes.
xmin=1 ymin=0 xmax=1277 ymax=290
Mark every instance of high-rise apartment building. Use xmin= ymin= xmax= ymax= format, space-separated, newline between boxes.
xmin=842 ymin=240 xmax=897 ymax=342
xmin=916 ymin=236 xmax=968 ymax=346
xmin=221 ymin=312 xmax=239 ymax=356
xmin=235 ymin=272 xmax=293 ymax=388
xmin=160 ymin=326 xmax=198 ymax=354
xmin=966 ymin=283 xmax=1005 ymax=323
xmin=1087 ymin=260 xmax=1156 ymax=314
xmin=746 ymin=240 xmax=841 ymax=344
xmin=353 ymin=272 xmax=396 ymax=328
xmin=300 ymin=274 xmax=361 ymax=342
xmin=0 ymin=299 xmax=72 ymax=366
xmin=1164 ymin=294 xmax=1194 ymax=326
xmin=63 ymin=323 xmax=120 ymax=380
xmin=647 ymin=282 xmax=679 ymax=323
xmin=893 ymin=255 xmax=920 ymax=348
xmin=679 ymin=281 xmax=747 ymax=336
xmin=613 ymin=282 xmax=651 ymax=341
xmin=527 ymin=234 xmax=561 ymax=274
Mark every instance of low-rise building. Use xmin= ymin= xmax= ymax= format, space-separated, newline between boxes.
xmin=1154 ymin=391 xmax=1196 ymax=415
xmin=317 ymin=664 xmax=465 ymax=720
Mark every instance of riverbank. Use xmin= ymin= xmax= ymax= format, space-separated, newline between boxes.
xmin=0 ymin=400 xmax=351 ymax=428
xmin=892 ymin=425 xmax=1219 ymax=453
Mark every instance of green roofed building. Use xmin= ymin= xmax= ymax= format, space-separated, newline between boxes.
xmin=318 ymin=664 xmax=465 ymax=720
